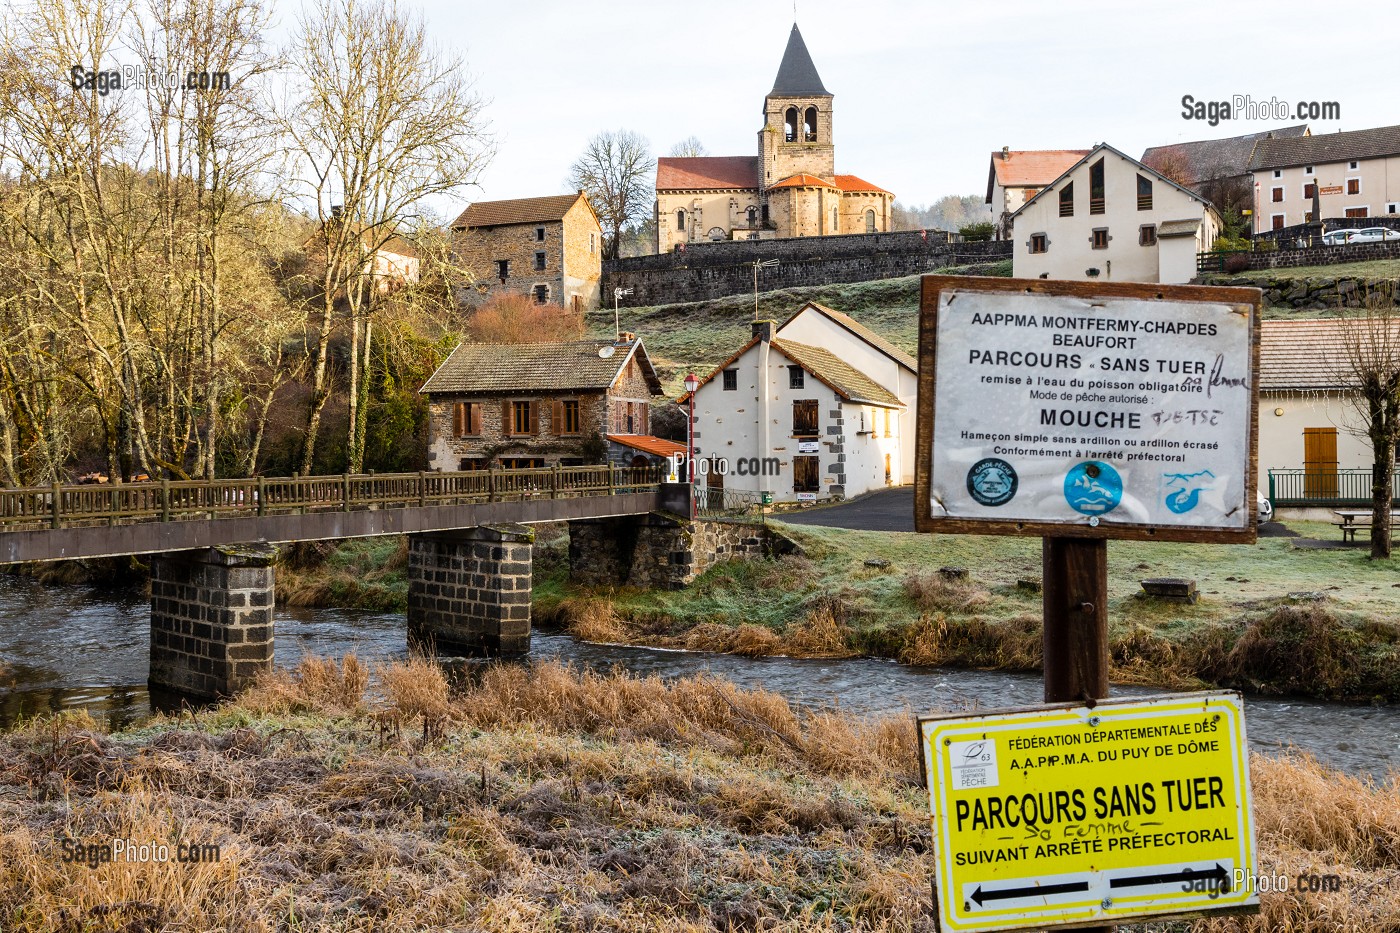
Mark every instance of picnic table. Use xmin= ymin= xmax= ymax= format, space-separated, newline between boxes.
xmin=1332 ymin=509 xmax=1400 ymax=542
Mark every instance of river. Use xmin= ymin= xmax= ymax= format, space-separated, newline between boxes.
xmin=1 ymin=575 xmax=1395 ymax=778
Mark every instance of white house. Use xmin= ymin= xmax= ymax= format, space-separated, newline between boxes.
xmin=985 ymin=147 xmax=1089 ymax=239
xmin=680 ymin=313 xmax=907 ymax=503
xmin=1249 ymin=123 xmax=1400 ymax=233
xmin=1010 ymin=143 xmax=1221 ymax=285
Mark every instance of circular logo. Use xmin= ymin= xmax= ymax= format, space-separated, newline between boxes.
xmin=1064 ymin=461 xmax=1123 ymax=515
xmin=967 ymin=458 xmax=1018 ymax=507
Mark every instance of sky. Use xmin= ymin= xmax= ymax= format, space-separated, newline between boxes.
xmin=265 ymin=0 xmax=1396 ymax=213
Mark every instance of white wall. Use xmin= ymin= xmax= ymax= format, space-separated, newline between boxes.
xmin=1012 ymin=148 xmax=1217 ymax=284
xmin=1251 ymin=155 xmax=1400 ymax=233
xmin=1259 ymin=391 xmax=1374 ymax=493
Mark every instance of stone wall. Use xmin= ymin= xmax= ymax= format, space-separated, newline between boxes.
xmin=1255 ymin=216 xmax=1400 ymax=244
xmin=407 ymin=525 xmax=533 ymax=655
xmin=1202 ymin=237 xmax=1400 ymax=274
xmin=1196 ymin=272 xmax=1397 ymax=311
xmin=149 ymin=544 xmax=277 ymax=699
xmin=569 ymin=513 xmax=795 ymax=590
xmin=603 ymin=232 xmax=1011 ymax=306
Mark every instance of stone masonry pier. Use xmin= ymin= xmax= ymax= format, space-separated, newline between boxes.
xmin=407 ymin=525 xmax=534 ymax=655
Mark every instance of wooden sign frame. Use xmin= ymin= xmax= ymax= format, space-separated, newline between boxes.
xmin=914 ymin=276 xmax=1262 ymax=544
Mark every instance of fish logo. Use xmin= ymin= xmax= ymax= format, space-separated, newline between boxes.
xmin=1064 ymin=461 xmax=1122 ymax=515
xmin=1163 ymin=469 xmax=1216 ymax=514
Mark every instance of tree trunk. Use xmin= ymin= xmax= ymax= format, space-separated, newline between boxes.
xmin=1372 ymin=439 xmax=1394 ymax=559
xmin=300 ymin=289 xmax=336 ymax=475
xmin=353 ymin=317 xmax=372 ymax=474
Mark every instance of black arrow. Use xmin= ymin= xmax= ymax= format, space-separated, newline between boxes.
xmin=970 ymin=880 xmax=1090 ymax=907
xmin=1110 ymin=863 xmax=1230 ymax=891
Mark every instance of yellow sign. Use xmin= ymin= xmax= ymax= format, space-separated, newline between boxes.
xmin=919 ymin=691 xmax=1258 ymax=932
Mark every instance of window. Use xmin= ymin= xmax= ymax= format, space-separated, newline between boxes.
xmin=588 ymin=233 xmax=596 ymax=255
xmin=1029 ymin=233 xmax=1048 ymax=254
xmin=784 ymin=107 xmax=798 ymax=142
xmin=453 ymin=401 xmax=482 ymax=437
xmin=1345 ymin=207 xmax=1369 ymax=218
xmin=883 ymin=409 xmax=892 ymax=438
xmin=1305 ymin=165 xmax=1314 ymax=174
xmin=555 ymin=399 xmax=581 ymax=435
xmin=505 ymin=400 xmax=535 ymax=436
xmin=761 ymin=204 xmax=769 ymax=224
xmin=495 ymin=259 xmax=510 ymax=281
xmin=803 ymin=106 xmax=817 ymax=142
xmin=865 ymin=209 xmax=876 ymax=233
xmin=793 ymin=456 xmax=820 ymax=493
xmin=1091 ymin=228 xmax=1110 ymax=249
xmin=676 ymin=209 xmax=686 ymax=232
xmin=1349 ymin=161 xmax=1359 ymax=170
xmin=1023 ymin=188 xmax=1039 ymax=201
xmin=746 ymin=205 xmax=757 ymax=225
xmin=1347 ymin=178 xmax=1361 ymax=195
xmin=1388 ymin=203 xmax=1399 ymax=214
xmin=1059 ymin=182 xmax=1074 ymax=217
xmin=534 ymin=251 xmax=546 ymax=271
xmin=458 ymin=457 xmax=486 ymax=471
xmin=1136 ymin=174 xmax=1152 ymax=210
xmin=501 ymin=457 xmax=543 ymax=470
xmin=1089 ymin=159 xmax=1105 ymax=214
xmin=1271 ymin=214 xmax=1286 ymax=230
xmin=1303 ymin=182 xmax=1317 ymax=200
xmin=1139 ymin=224 xmax=1157 ymax=246
xmin=832 ymin=207 xmax=838 ymax=231
xmin=1273 ymin=169 xmax=1282 ymax=179
xmin=722 ymin=369 xmax=738 ymax=391
xmin=1271 ymin=187 xmax=1284 ymax=203
xmin=788 ymin=366 xmax=805 ymax=389
xmin=535 ymin=226 xmax=545 ymax=242
xmin=792 ymin=399 xmax=819 ymax=437
xmin=533 ymin=284 xmax=549 ymax=304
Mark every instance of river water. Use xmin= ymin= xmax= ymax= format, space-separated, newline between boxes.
xmin=1 ymin=575 xmax=1396 ymax=778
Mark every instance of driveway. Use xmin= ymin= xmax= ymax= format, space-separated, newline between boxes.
xmin=775 ymin=487 xmax=914 ymax=532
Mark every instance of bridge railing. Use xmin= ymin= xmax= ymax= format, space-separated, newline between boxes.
xmin=0 ymin=464 xmax=664 ymax=532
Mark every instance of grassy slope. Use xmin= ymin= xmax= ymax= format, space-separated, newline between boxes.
xmin=2 ymin=658 xmax=1397 ymax=932
xmin=1222 ymin=258 xmax=1400 ymax=281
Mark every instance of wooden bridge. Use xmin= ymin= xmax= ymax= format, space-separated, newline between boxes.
xmin=0 ymin=466 xmax=685 ymax=700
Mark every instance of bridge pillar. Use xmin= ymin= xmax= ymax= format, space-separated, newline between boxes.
xmin=149 ymin=543 xmax=277 ymax=699
xmin=407 ymin=524 xmax=533 ymax=656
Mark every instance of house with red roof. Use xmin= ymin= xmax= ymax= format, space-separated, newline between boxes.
xmin=654 ymin=24 xmax=895 ymax=253
xmin=985 ymin=147 xmax=1091 ymax=239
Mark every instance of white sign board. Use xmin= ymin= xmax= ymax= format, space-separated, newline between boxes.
xmin=917 ymin=278 xmax=1260 ymax=541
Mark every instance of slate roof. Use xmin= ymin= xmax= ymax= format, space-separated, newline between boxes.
xmin=986 ymin=150 xmax=1090 ymax=202
xmin=656 ymin=156 xmax=759 ymax=191
xmin=420 ymin=339 xmax=661 ymax=396
xmin=770 ymin=24 xmax=830 ymax=97
xmin=1260 ymin=319 xmax=1400 ymax=392
xmin=451 ymin=193 xmax=584 ymax=229
xmin=1250 ymin=124 xmax=1400 ymax=171
xmin=769 ymin=172 xmax=839 ymax=190
xmin=1156 ymin=219 xmax=1204 ymax=238
xmin=1141 ymin=126 xmax=1309 ymax=186
xmin=779 ymin=302 xmax=917 ymax=371
xmin=833 ymin=174 xmax=892 ymax=195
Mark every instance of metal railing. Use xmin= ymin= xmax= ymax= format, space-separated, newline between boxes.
xmin=0 ymin=464 xmax=664 ymax=533
xmin=1267 ymin=468 xmax=1395 ymax=506
xmin=693 ymin=487 xmax=767 ymax=524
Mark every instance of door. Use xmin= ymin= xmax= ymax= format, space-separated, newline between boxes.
xmin=1303 ymin=427 xmax=1338 ymax=499
xmin=794 ymin=455 xmax=820 ymax=493
xmin=706 ymin=458 xmax=724 ymax=509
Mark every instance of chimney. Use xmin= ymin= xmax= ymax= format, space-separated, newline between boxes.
xmin=1001 ymin=146 xmax=1010 ymax=160
xmin=752 ymin=320 xmax=774 ymax=343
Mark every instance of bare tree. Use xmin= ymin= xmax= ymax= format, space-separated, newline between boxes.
xmin=283 ymin=0 xmax=491 ymax=474
xmin=568 ymin=129 xmax=653 ymax=261
xmin=1335 ymin=290 xmax=1400 ymax=559
xmin=668 ymin=136 xmax=707 ymax=158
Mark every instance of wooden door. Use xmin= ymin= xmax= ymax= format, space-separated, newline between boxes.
xmin=794 ymin=455 xmax=820 ymax=493
xmin=1303 ymin=427 xmax=1338 ymax=499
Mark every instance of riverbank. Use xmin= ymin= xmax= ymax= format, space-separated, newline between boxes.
xmin=1 ymin=657 xmax=1395 ymax=932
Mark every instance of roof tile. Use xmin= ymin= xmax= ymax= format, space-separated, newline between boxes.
xmin=452 ymin=193 xmax=584 ymax=229
xmin=769 ymin=173 xmax=839 ymax=190
xmin=1250 ymin=124 xmax=1400 ymax=170
xmin=420 ymin=339 xmax=661 ymax=395
xmin=1142 ymin=125 xmax=1308 ymax=186
xmin=656 ymin=156 xmax=759 ymax=191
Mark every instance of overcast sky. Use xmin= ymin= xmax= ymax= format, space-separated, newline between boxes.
xmin=287 ymin=0 xmax=1395 ymax=211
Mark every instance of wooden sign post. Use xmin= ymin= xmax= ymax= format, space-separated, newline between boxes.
xmin=914 ymin=275 xmax=1262 ymax=932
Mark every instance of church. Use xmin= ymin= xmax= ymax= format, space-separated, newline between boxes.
xmin=654 ymin=25 xmax=895 ymax=253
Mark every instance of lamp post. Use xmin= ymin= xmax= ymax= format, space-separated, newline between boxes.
xmin=683 ymin=371 xmax=699 ymax=519
xmin=613 ymin=287 xmax=633 ymax=339
xmin=749 ymin=259 xmax=778 ymax=320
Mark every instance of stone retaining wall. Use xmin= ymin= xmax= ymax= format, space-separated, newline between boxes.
xmin=569 ymin=513 xmax=795 ymax=590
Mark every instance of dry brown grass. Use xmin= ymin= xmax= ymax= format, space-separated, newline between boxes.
xmin=553 ymin=595 xmax=629 ymax=643
xmin=899 ymin=612 xmax=1042 ymax=670
xmin=903 ymin=571 xmax=993 ymax=614
xmin=237 ymin=653 xmax=369 ymax=716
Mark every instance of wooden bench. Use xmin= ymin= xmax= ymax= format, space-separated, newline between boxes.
xmin=1333 ymin=521 xmax=1370 ymax=543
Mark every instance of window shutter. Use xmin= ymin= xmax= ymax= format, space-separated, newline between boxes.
xmin=453 ymin=402 xmax=465 ymax=436
xmin=552 ymin=400 xmax=563 ymax=434
xmin=502 ymin=400 xmax=513 ymax=436
xmin=531 ymin=401 xmax=540 ymax=435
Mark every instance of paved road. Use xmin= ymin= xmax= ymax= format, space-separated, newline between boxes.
xmin=775 ymin=487 xmax=915 ymax=531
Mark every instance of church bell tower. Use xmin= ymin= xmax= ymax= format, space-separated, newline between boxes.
xmin=758 ymin=24 xmax=835 ymax=188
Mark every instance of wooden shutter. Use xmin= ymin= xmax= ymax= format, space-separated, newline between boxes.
xmin=502 ymin=399 xmax=513 ymax=436
xmin=531 ymin=400 xmax=540 ymax=435
xmin=552 ymin=400 xmax=563 ymax=435
xmin=1303 ymin=427 xmax=1339 ymax=499
xmin=468 ymin=403 xmax=481 ymax=436
xmin=453 ymin=402 xmax=465 ymax=436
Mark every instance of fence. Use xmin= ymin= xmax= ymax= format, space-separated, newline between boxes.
xmin=693 ymin=487 xmax=767 ymax=524
xmin=1266 ymin=468 xmax=1395 ymax=506
xmin=0 ymin=465 xmax=663 ymax=533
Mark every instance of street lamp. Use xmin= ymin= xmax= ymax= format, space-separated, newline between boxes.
xmin=749 ymin=259 xmax=778 ymax=321
xmin=613 ymin=287 xmax=633 ymax=339
xmin=683 ymin=371 xmax=700 ymax=519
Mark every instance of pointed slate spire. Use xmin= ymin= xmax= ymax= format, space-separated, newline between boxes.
xmin=770 ymin=24 xmax=830 ymax=97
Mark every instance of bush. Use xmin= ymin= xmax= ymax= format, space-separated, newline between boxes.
xmin=958 ymin=221 xmax=995 ymax=242
xmin=466 ymin=292 xmax=584 ymax=344
xmin=1223 ymin=254 xmax=1252 ymax=273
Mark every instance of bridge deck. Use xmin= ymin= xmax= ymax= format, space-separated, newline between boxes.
xmin=0 ymin=466 xmax=664 ymax=563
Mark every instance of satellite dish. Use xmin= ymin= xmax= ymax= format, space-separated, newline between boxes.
xmin=598 ymin=345 xmax=616 ymax=359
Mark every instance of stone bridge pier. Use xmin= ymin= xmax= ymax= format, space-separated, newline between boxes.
xmin=406 ymin=524 xmax=534 ymax=656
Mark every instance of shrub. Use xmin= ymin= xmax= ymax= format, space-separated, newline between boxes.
xmin=958 ymin=221 xmax=995 ymax=242
xmin=466 ymin=292 xmax=584 ymax=344
xmin=1223 ymin=254 xmax=1252 ymax=273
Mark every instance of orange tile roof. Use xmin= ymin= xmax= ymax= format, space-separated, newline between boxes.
xmin=833 ymin=174 xmax=891 ymax=195
xmin=606 ymin=434 xmax=688 ymax=458
xmin=989 ymin=150 xmax=1091 ymax=188
xmin=768 ymin=173 xmax=839 ymax=190
xmin=656 ymin=156 xmax=759 ymax=191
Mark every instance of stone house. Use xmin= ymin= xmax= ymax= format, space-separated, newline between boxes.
xmin=679 ymin=315 xmax=906 ymax=504
xmin=419 ymin=337 xmax=679 ymax=471
xmin=985 ymin=148 xmax=1090 ymax=239
xmin=1009 ymin=143 xmax=1221 ymax=285
xmin=451 ymin=191 xmax=602 ymax=311
xmin=1248 ymin=123 xmax=1400 ymax=234
xmin=653 ymin=24 xmax=894 ymax=253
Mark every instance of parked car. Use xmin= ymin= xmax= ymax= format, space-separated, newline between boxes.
xmin=1257 ymin=491 xmax=1274 ymax=525
xmin=1321 ymin=229 xmax=1360 ymax=246
xmin=1349 ymin=227 xmax=1400 ymax=243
